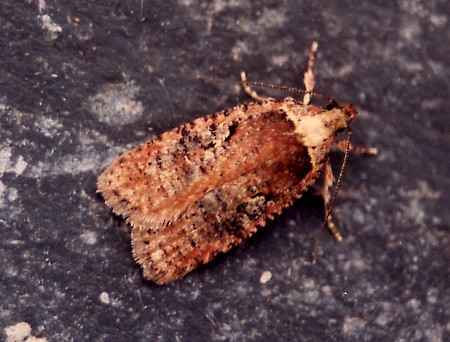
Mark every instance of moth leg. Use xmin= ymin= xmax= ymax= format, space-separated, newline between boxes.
xmin=333 ymin=140 xmax=378 ymax=156
xmin=302 ymin=41 xmax=318 ymax=105
xmin=322 ymin=160 xmax=343 ymax=241
xmin=240 ymin=71 xmax=266 ymax=102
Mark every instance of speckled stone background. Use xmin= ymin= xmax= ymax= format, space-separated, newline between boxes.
xmin=1 ymin=1 xmax=449 ymax=341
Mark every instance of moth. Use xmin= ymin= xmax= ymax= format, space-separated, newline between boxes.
xmin=97 ymin=42 xmax=376 ymax=284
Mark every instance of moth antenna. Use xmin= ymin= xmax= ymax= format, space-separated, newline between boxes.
xmin=244 ymin=81 xmax=337 ymax=105
xmin=312 ymin=128 xmax=353 ymax=263
xmin=198 ymin=75 xmax=337 ymax=105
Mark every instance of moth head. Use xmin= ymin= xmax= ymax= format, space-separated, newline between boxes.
xmin=341 ymin=103 xmax=357 ymax=122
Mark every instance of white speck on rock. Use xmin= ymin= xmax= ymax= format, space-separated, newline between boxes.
xmin=343 ymin=316 xmax=366 ymax=335
xmin=81 ymin=230 xmax=97 ymax=245
xmin=14 ymin=155 xmax=27 ymax=175
xmin=4 ymin=321 xmax=47 ymax=342
xmin=7 ymin=187 xmax=18 ymax=202
xmin=4 ymin=322 xmax=31 ymax=342
xmin=0 ymin=146 xmax=12 ymax=174
xmin=100 ymin=291 xmax=111 ymax=304
xmin=260 ymin=270 xmax=272 ymax=284
xmin=89 ymin=81 xmax=144 ymax=126
xmin=0 ymin=181 xmax=6 ymax=207
xmin=38 ymin=14 xmax=62 ymax=40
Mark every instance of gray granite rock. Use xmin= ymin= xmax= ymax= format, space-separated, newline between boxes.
xmin=1 ymin=1 xmax=449 ymax=341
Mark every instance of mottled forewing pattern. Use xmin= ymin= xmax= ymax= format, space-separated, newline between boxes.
xmin=98 ymin=99 xmax=328 ymax=284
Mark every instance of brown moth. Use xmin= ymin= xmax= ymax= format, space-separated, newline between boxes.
xmin=97 ymin=42 xmax=376 ymax=284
